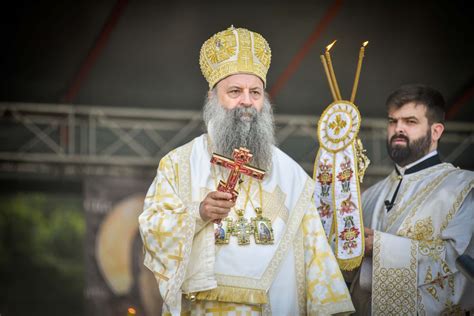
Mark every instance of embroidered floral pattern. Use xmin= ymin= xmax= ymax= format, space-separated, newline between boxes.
xmin=336 ymin=156 xmax=353 ymax=193
xmin=317 ymin=198 xmax=331 ymax=218
xmin=339 ymin=193 xmax=357 ymax=215
xmin=317 ymin=159 xmax=332 ymax=197
xmin=315 ymin=101 xmax=364 ymax=270
xmin=338 ymin=216 xmax=360 ymax=254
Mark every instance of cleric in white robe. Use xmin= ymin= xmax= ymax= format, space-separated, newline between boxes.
xmin=139 ymin=26 xmax=354 ymax=315
xmin=351 ymin=84 xmax=474 ymax=315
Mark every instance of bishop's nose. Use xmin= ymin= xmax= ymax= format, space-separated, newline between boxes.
xmin=239 ymin=91 xmax=253 ymax=107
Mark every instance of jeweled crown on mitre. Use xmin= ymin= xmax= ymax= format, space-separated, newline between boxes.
xmin=199 ymin=26 xmax=272 ymax=89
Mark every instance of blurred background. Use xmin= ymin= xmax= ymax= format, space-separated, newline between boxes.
xmin=0 ymin=0 xmax=473 ymax=315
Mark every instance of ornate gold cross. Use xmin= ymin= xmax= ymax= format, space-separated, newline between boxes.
xmin=210 ymin=147 xmax=265 ymax=202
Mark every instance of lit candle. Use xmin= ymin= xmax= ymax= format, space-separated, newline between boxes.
xmin=325 ymin=40 xmax=342 ymax=100
xmin=127 ymin=307 xmax=136 ymax=316
xmin=320 ymin=54 xmax=338 ymax=101
xmin=350 ymin=41 xmax=369 ymax=103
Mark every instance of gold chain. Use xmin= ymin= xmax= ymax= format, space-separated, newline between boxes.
xmin=243 ymin=178 xmax=263 ymax=212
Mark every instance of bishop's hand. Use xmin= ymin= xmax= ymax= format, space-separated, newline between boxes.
xmin=199 ymin=191 xmax=235 ymax=222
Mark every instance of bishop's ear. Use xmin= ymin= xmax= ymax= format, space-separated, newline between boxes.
xmin=431 ymin=122 xmax=445 ymax=142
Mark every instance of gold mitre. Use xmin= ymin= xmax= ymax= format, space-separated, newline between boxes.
xmin=199 ymin=26 xmax=271 ymax=89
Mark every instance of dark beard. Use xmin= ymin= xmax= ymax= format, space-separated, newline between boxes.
xmin=386 ymin=129 xmax=432 ymax=167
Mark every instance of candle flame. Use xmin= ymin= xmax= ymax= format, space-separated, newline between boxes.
xmin=128 ymin=307 xmax=136 ymax=315
xmin=326 ymin=40 xmax=337 ymax=52
xmin=363 ymin=41 xmax=369 ymax=47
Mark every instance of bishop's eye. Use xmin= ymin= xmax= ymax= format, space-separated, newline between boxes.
xmin=251 ymin=90 xmax=261 ymax=97
xmin=228 ymin=89 xmax=241 ymax=97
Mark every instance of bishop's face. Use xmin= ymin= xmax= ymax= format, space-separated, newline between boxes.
xmin=203 ymin=74 xmax=275 ymax=170
xmin=214 ymin=73 xmax=265 ymax=113
xmin=386 ymin=102 xmax=434 ymax=166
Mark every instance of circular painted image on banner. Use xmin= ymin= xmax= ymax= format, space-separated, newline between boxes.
xmin=317 ymin=101 xmax=361 ymax=152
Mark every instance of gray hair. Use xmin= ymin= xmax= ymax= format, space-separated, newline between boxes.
xmin=203 ymin=89 xmax=276 ymax=171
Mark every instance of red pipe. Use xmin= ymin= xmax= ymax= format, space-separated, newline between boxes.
xmin=62 ymin=0 xmax=129 ymax=103
xmin=269 ymin=0 xmax=344 ymax=99
xmin=446 ymin=84 xmax=474 ymax=120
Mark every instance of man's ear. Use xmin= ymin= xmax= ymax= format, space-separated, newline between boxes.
xmin=431 ymin=122 xmax=444 ymax=142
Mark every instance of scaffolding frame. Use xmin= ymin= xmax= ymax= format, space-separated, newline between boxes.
xmin=1 ymin=102 xmax=473 ymax=185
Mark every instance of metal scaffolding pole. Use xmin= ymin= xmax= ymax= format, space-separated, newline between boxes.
xmin=1 ymin=102 xmax=473 ymax=185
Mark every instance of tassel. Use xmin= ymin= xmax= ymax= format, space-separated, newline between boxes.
xmin=195 ymin=286 xmax=268 ymax=304
xmin=338 ymin=256 xmax=363 ymax=271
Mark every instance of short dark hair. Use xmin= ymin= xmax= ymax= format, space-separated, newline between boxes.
xmin=386 ymin=84 xmax=446 ymax=125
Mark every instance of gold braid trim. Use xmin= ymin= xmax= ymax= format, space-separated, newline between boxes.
xmin=337 ymin=255 xmax=364 ymax=271
xmin=195 ymin=285 xmax=267 ymax=304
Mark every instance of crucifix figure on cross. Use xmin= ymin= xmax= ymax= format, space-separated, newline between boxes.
xmin=210 ymin=147 xmax=265 ymax=202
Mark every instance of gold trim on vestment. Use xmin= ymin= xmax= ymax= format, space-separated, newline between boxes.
xmin=165 ymin=140 xmax=196 ymax=306
xmin=195 ymin=285 xmax=268 ymax=304
xmin=386 ymin=164 xmax=453 ymax=232
xmin=395 ymin=168 xmax=454 ymax=234
xmin=440 ymin=179 xmax=474 ymax=232
xmin=372 ymin=232 xmax=418 ymax=315
xmin=294 ymin=228 xmax=306 ymax=315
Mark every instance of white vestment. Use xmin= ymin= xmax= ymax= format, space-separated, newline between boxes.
xmin=352 ymin=161 xmax=474 ymax=315
xmin=139 ymin=135 xmax=354 ymax=315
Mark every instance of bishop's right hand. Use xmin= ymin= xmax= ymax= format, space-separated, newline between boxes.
xmin=199 ymin=191 xmax=235 ymax=222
